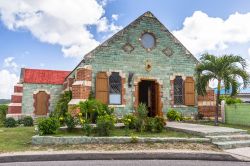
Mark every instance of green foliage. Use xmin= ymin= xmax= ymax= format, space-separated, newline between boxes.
xmin=96 ymin=114 xmax=116 ymax=136
xmin=0 ymin=104 xmax=8 ymax=127
xmin=77 ymin=99 xmax=114 ymax=123
xmin=194 ymin=112 xmax=204 ymax=120
xmin=220 ymin=95 xmax=242 ymax=105
xmin=4 ymin=117 xmax=16 ymax=128
xmin=145 ymin=116 xmax=166 ymax=133
xmin=167 ymin=109 xmax=182 ymax=121
xmin=122 ymin=114 xmax=136 ymax=129
xmin=53 ymin=91 xmax=72 ymax=119
xmin=22 ymin=116 xmax=34 ymax=126
xmin=82 ymin=123 xmax=93 ymax=136
xmin=37 ymin=117 xmax=60 ymax=135
xmin=153 ymin=116 xmax=166 ymax=132
xmin=145 ymin=117 xmax=155 ymax=132
xmin=134 ymin=103 xmax=149 ymax=132
xmin=137 ymin=103 xmax=148 ymax=119
xmin=65 ymin=113 xmax=77 ymax=131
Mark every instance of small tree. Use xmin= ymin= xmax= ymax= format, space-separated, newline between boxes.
xmin=54 ymin=91 xmax=72 ymax=118
xmin=195 ymin=54 xmax=249 ymax=125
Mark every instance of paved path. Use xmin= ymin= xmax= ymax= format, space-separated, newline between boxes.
xmin=1 ymin=160 xmax=249 ymax=166
xmin=166 ymin=122 xmax=247 ymax=136
xmin=225 ymin=147 xmax=250 ymax=161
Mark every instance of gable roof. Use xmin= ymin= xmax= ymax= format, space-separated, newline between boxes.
xmin=22 ymin=68 xmax=70 ymax=85
xmin=66 ymin=11 xmax=199 ymax=79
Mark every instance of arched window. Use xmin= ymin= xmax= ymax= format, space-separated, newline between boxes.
xmin=174 ymin=76 xmax=183 ymax=105
xmin=109 ymin=72 xmax=122 ymax=104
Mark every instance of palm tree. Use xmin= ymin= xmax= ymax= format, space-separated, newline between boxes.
xmin=195 ymin=53 xmax=249 ymax=125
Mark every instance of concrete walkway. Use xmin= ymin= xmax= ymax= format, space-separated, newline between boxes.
xmin=166 ymin=122 xmax=250 ymax=158
xmin=166 ymin=122 xmax=247 ymax=136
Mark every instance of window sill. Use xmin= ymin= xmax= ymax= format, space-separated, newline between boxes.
xmin=108 ymin=105 xmax=126 ymax=108
xmin=173 ymin=105 xmax=197 ymax=108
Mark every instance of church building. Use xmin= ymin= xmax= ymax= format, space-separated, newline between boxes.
xmin=8 ymin=11 xmax=198 ymax=118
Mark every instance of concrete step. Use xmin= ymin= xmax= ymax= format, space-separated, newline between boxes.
xmin=207 ymin=134 xmax=250 ymax=142
xmin=204 ymin=130 xmax=248 ymax=136
xmin=214 ymin=140 xmax=250 ymax=149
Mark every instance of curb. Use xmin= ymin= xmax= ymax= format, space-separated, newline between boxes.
xmin=0 ymin=151 xmax=241 ymax=163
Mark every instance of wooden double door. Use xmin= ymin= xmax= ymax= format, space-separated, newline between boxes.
xmin=138 ymin=80 xmax=162 ymax=117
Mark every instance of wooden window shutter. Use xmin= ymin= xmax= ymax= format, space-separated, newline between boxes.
xmin=95 ymin=72 xmax=109 ymax=104
xmin=184 ymin=77 xmax=195 ymax=106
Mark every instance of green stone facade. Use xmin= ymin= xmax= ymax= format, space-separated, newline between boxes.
xmin=22 ymin=83 xmax=63 ymax=115
xmin=68 ymin=12 xmax=198 ymax=117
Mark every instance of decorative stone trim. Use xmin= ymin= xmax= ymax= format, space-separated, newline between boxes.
xmin=68 ymin=99 xmax=87 ymax=105
xmin=122 ymin=43 xmax=134 ymax=53
xmin=33 ymin=89 xmax=50 ymax=95
xmin=108 ymin=105 xmax=126 ymax=108
xmin=32 ymin=135 xmax=210 ymax=145
xmin=8 ymin=103 xmax=22 ymax=106
xmin=13 ymin=93 xmax=23 ymax=96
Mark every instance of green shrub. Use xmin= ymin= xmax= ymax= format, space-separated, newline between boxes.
xmin=4 ymin=117 xmax=16 ymax=128
xmin=0 ymin=105 xmax=8 ymax=127
xmin=65 ymin=113 xmax=77 ymax=131
xmin=77 ymin=99 xmax=114 ymax=123
xmin=219 ymin=95 xmax=242 ymax=105
xmin=145 ymin=117 xmax=155 ymax=132
xmin=153 ymin=116 xmax=166 ymax=132
xmin=167 ymin=109 xmax=182 ymax=121
xmin=134 ymin=103 xmax=148 ymax=132
xmin=22 ymin=116 xmax=34 ymax=126
xmin=82 ymin=123 xmax=93 ymax=136
xmin=122 ymin=114 xmax=136 ymax=129
xmin=96 ymin=114 xmax=116 ymax=136
xmin=38 ymin=117 xmax=60 ymax=135
xmin=54 ymin=91 xmax=72 ymax=119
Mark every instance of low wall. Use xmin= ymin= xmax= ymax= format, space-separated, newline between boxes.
xmin=32 ymin=136 xmax=210 ymax=145
xmin=225 ymin=103 xmax=250 ymax=126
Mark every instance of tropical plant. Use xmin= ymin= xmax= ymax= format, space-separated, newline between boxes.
xmin=64 ymin=113 xmax=77 ymax=131
xmin=0 ymin=104 xmax=8 ymax=127
xmin=135 ymin=103 xmax=148 ymax=132
xmin=53 ymin=91 xmax=72 ymax=119
xmin=167 ymin=109 xmax=182 ymax=121
xmin=195 ymin=54 xmax=249 ymax=125
xmin=219 ymin=95 xmax=242 ymax=105
xmin=37 ymin=117 xmax=60 ymax=135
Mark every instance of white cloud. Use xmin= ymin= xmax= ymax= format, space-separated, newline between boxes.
xmin=0 ymin=70 xmax=19 ymax=99
xmin=3 ymin=57 xmax=18 ymax=70
xmin=0 ymin=0 xmax=121 ymax=58
xmin=248 ymin=48 xmax=250 ymax=56
xmin=112 ymin=14 xmax=119 ymax=21
xmin=96 ymin=16 xmax=122 ymax=33
xmin=173 ymin=11 xmax=250 ymax=55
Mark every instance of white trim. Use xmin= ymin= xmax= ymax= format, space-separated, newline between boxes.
xmin=78 ymin=65 xmax=92 ymax=70
xmin=8 ymin=103 xmax=22 ymax=106
xmin=72 ymin=80 xmax=91 ymax=86
xmin=15 ymin=84 xmax=23 ymax=87
xmin=13 ymin=93 xmax=23 ymax=96
xmin=108 ymin=105 xmax=126 ymax=108
xmin=68 ymin=99 xmax=86 ymax=105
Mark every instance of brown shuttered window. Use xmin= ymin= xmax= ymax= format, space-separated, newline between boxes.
xmin=184 ymin=77 xmax=195 ymax=106
xmin=95 ymin=72 xmax=108 ymax=104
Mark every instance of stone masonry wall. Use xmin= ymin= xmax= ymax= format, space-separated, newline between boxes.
xmin=68 ymin=13 xmax=198 ymax=117
xmin=22 ymin=83 xmax=63 ymax=115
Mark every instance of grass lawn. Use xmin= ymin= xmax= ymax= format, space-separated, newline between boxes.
xmin=55 ymin=127 xmax=195 ymax=138
xmin=0 ymin=126 xmax=199 ymax=153
xmin=190 ymin=121 xmax=250 ymax=134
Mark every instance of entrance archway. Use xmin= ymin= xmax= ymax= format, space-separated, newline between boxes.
xmin=137 ymin=79 xmax=162 ymax=117
xmin=33 ymin=91 xmax=50 ymax=116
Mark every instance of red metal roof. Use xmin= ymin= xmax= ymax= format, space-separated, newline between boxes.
xmin=23 ymin=68 xmax=71 ymax=85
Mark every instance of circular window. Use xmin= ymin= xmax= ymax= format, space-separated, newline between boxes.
xmin=141 ymin=33 xmax=155 ymax=49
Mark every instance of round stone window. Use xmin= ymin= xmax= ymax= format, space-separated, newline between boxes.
xmin=141 ymin=33 xmax=156 ymax=49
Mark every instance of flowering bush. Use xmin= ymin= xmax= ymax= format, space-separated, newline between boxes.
xmin=96 ymin=114 xmax=116 ymax=136
xmin=122 ymin=114 xmax=136 ymax=129
xmin=37 ymin=117 xmax=60 ymax=135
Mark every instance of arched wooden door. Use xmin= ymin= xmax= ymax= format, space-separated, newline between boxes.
xmin=34 ymin=91 xmax=50 ymax=116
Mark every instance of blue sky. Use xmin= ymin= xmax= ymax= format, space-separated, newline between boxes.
xmin=0 ymin=0 xmax=250 ymax=98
